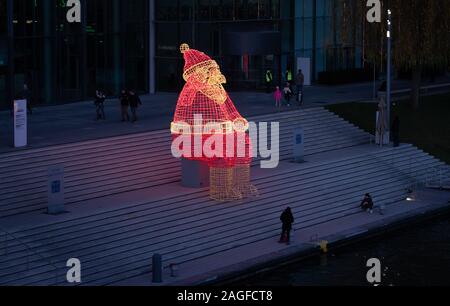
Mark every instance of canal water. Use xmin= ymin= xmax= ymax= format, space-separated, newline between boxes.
xmin=238 ymin=215 xmax=450 ymax=286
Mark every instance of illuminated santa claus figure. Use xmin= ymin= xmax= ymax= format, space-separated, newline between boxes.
xmin=171 ymin=44 xmax=257 ymax=201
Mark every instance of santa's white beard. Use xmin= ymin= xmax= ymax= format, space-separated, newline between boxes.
xmin=200 ymin=84 xmax=227 ymax=105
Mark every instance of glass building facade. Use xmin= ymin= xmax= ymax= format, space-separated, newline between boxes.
xmin=0 ymin=0 xmax=361 ymax=109
xmin=154 ymin=0 xmax=362 ymax=92
xmin=0 ymin=0 xmax=149 ymax=110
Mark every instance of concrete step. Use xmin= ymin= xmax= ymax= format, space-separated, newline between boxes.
xmin=0 ymin=146 xmax=432 ymax=280
xmin=0 ymin=112 xmax=353 ymax=174
xmin=0 ymin=109 xmax=326 ymax=163
xmin=0 ymin=109 xmax=371 ymax=218
xmin=0 ymin=146 xmax=434 ymax=282
xmin=3 ymin=145 xmax=417 ymax=238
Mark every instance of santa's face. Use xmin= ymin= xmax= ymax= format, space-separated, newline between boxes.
xmin=207 ymin=63 xmax=227 ymax=86
xmin=189 ymin=61 xmax=227 ymax=105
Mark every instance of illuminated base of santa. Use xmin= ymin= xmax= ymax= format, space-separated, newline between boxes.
xmin=233 ymin=164 xmax=259 ymax=198
xmin=210 ymin=165 xmax=258 ymax=202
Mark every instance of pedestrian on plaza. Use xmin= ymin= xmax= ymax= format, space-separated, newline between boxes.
xmin=360 ymin=193 xmax=374 ymax=214
xmin=279 ymin=207 xmax=295 ymax=244
xmin=119 ymin=89 xmax=130 ymax=122
xmin=94 ymin=89 xmax=106 ymax=120
xmin=23 ymin=83 xmax=33 ymax=115
xmin=274 ymin=86 xmax=282 ymax=108
xmin=265 ymin=69 xmax=274 ymax=93
xmin=129 ymin=90 xmax=142 ymax=123
xmin=283 ymin=83 xmax=293 ymax=106
xmin=392 ymin=116 xmax=400 ymax=147
xmin=296 ymin=69 xmax=305 ymax=105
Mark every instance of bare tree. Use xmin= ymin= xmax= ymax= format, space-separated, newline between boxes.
xmin=339 ymin=0 xmax=450 ymax=109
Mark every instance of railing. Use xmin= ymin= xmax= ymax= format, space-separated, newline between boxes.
xmin=387 ymin=155 xmax=450 ymax=195
xmin=318 ymin=112 xmax=371 ymax=146
xmin=1 ymin=228 xmax=60 ymax=285
xmin=368 ymin=150 xmax=428 ymax=198
xmin=425 ymin=165 xmax=450 ymax=189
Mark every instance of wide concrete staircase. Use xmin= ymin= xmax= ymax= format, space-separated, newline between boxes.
xmin=0 ymin=108 xmax=370 ymax=218
xmin=0 ymin=143 xmax=449 ymax=286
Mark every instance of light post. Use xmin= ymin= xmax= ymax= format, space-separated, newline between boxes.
xmin=386 ymin=8 xmax=392 ymax=142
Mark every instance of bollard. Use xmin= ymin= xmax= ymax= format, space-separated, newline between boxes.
xmin=152 ymin=254 xmax=163 ymax=283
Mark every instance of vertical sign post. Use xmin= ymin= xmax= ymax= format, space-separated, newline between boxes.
xmin=14 ymin=99 xmax=27 ymax=148
xmin=47 ymin=165 xmax=65 ymax=215
xmin=386 ymin=9 xmax=392 ymax=143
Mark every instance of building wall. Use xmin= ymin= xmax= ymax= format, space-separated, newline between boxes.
xmin=154 ymin=0 xmax=295 ymax=92
xmin=0 ymin=0 xmax=8 ymax=108
xmin=0 ymin=0 xmax=362 ymax=109
xmin=0 ymin=0 xmax=149 ymax=110
xmin=294 ymin=0 xmax=362 ymax=81
xmin=154 ymin=0 xmax=362 ymax=92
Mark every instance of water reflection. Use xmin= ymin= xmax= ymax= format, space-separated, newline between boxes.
xmin=237 ymin=216 xmax=450 ymax=286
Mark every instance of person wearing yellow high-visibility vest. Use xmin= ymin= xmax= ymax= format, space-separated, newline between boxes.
xmin=285 ymin=69 xmax=293 ymax=84
xmin=265 ymin=69 xmax=273 ymax=93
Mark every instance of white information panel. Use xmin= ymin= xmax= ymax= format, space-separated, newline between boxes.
xmin=14 ymin=99 xmax=28 ymax=148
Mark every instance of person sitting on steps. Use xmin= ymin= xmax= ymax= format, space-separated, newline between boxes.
xmin=360 ymin=193 xmax=374 ymax=214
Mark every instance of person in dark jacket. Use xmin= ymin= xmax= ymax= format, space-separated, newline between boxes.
xmin=94 ymin=90 xmax=106 ymax=120
xmin=23 ymin=83 xmax=33 ymax=115
xmin=360 ymin=193 xmax=374 ymax=213
xmin=119 ymin=89 xmax=130 ymax=122
xmin=392 ymin=116 xmax=400 ymax=147
xmin=295 ymin=69 xmax=305 ymax=104
xmin=129 ymin=90 xmax=142 ymax=122
xmin=279 ymin=207 xmax=295 ymax=244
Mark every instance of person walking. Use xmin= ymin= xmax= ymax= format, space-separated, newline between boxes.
xmin=283 ymin=83 xmax=293 ymax=107
xmin=119 ymin=89 xmax=130 ymax=122
xmin=296 ymin=69 xmax=305 ymax=105
xmin=392 ymin=116 xmax=400 ymax=147
xmin=279 ymin=207 xmax=295 ymax=244
xmin=94 ymin=89 xmax=106 ymax=120
xmin=23 ymin=83 xmax=33 ymax=115
xmin=265 ymin=69 xmax=274 ymax=93
xmin=274 ymin=86 xmax=282 ymax=108
xmin=129 ymin=90 xmax=142 ymax=122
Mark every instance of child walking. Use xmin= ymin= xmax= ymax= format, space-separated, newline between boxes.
xmin=274 ymin=86 xmax=282 ymax=108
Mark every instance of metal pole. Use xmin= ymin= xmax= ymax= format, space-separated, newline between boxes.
xmin=149 ymin=0 xmax=156 ymax=94
xmin=152 ymin=253 xmax=163 ymax=283
xmin=386 ymin=9 xmax=392 ymax=143
xmin=6 ymin=0 xmax=14 ymax=114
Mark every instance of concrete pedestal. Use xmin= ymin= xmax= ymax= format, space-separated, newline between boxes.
xmin=181 ymin=159 xmax=210 ymax=188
